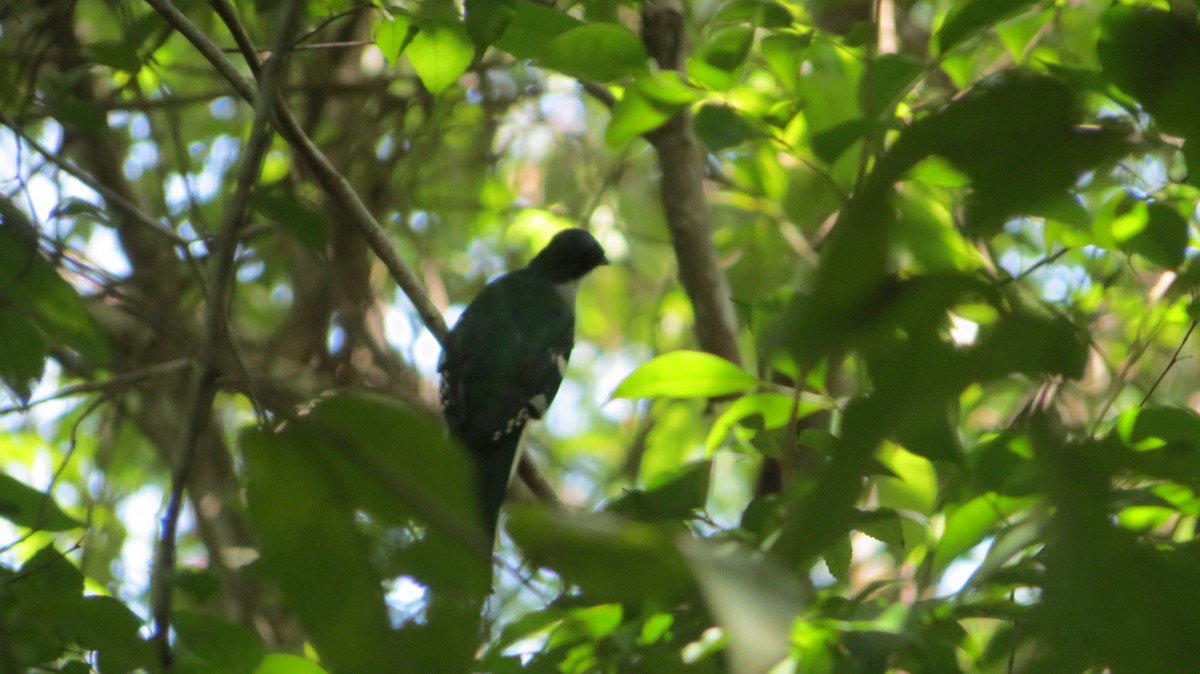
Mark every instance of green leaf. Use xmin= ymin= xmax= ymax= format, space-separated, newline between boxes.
xmin=605 ymin=71 xmax=699 ymax=147
xmin=712 ymin=0 xmax=793 ymax=29
xmin=611 ymin=351 xmax=758 ymax=399
xmin=538 ymin=23 xmax=648 ymax=82
xmin=174 ymin=610 xmax=265 ymax=674
xmin=860 ymin=53 xmax=924 ymax=117
xmin=465 ymin=0 xmax=514 ymax=48
xmin=53 ymin=197 xmax=110 ymax=223
xmin=253 ymin=654 xmax=329 ymax=674
xmin=87 ymin=40 xmax=142 ymax=73
xmin=243 ymin=427 xmax=399 ymax=674
xmin=932 ymin=493 xmax=1032 ymax=573
xmin=935 ymin=0 xmax=1040 ymax=54
xmin=252 ymin=190 xmax=329 ymax=254
xmin=705 ymin=391 xmax=821 ymax=454
xmin=605 ymin=460 xmax=712 ymax=522
xmin=507 ymin=508 xmax=694 ymax=603
xmin=679 ymin=538 xmax=802 ymax=674
xmin=0 ymin=309 xmax=46 ymax=404
xmin=0 ymin=472 xmax=82 ymax=531
xmin=690 ymin=25 xmax=754 ymax=90
xmin=810 ymin=118 xmax=879 ymax=164
xmin=407 ymin=19 xmax=474 ymax=94
xmin=72 ymin=596 xmax=155 ymax=674
xmin=964 ymin=310 xmax=1088 ymax=381
xmin=374 ymin=12 xmax=417 ymax=65
xmin=494 ymin=0 xmax=583 ymax=60
xmin=1120 ymin=202 xmax=1188 ymax=269
xmin=889 ymin=70 xmax=1128 ymax=237
xmin=852 ymin=507 xmax=905 ymax=550
xmin=760 ymin=31 xmax=811 ymax=93
xmin=12 ymin=544 xmax=84 ymax=622
xmin=822 ymin=536 xmax=851 ymax=582
xmin=1099 ymin=6 xmax=1200 ymax=143
xmin=0 ymin=225 xmax=111 ymax=366
xmin=694 ymin=104 xmax=757 ymax=152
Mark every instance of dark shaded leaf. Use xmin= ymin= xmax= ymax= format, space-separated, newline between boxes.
xmin=494 ymin=0 xmax=583 ymax=59
xmin=605 ymin=460 xmax=712 ymax=522
xmin=0 ymin=472 xmax=82 ymax=531
xmin=508 ymin=508 xmax=694 ymax=603
xmin=174 ymin=610 xmax=265 ymax=674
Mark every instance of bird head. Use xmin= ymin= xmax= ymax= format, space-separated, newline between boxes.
xmin=528 ymin=228 xmax=609 ymax=283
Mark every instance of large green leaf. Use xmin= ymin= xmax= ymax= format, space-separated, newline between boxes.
xmin=0 ymin=472 xmax=82 ymax=531
xmin=173 ymin=610 xmax=265 ymax=674
xmin=538 ymin=23 xmax=648 ymax=83
xmin=243 ymin=428 xmax=399 ymax=674
xmin=0 ymin=221 xmax=111 ymax=366
xmin=494 ymin=0 xmax=582 ymax=59
xmin=0 ymin=309 xmax=46 ymax=404
xmin=611 ymin=351 xmax=758 ymax=399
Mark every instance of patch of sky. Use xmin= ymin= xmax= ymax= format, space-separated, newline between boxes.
xmin=209 ymin=96 xmax=236 ymax=120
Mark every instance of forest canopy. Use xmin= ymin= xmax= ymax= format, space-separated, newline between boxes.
xmin=4 ymin=0 xmax=1200 ymax=672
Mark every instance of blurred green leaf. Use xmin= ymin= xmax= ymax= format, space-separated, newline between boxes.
xmin=605 ymin=460 xmax=711 ymax=522
xmin=0 ymin=472 xmax=82 ymax=531
xmin=0 ymin=225 xmax=111 ymax=365
xmin=1119 ymin=202 xmax=1187 ymax=269
xmin=611 ymin=351 xmax=758 ymax=399
xmin=72 ymin=596 xmax=154 ymax=674
xmin=810 ymin=118 xmax=879 ymax=164
xmin=680 ymin=538 xmax=803 ymax=674
xmin=407 ymin=19 xmax=474 ymax=94
xmin=374 ymin=12 xmax=417 ymax=65
xmin=935 ymin=0 xmax=1040 ymax=53
xmin=605 ymin=71 xmax=699 ymax=146
xmin=694 ymin=104 xmax=758 ymax=152
xmin=242 ymin=426 xmax=399 ymax=674
xmin=539 ymin=23 xmax=648 ymax=82
xmin=252 ymin=190 xmax=328 ymax=254
xmin=0 ymin=309 xmax=46 ymax=404
xmin=465 ymin=0 xmax=515 ymax=48
xmin=494 ymin=0 xmax=582 ymax=59
xmin=174 ymin=610 xmax=265 ymax=674
xmin=507 ymin=508 xmax=694 ymax=603
xmin=253 ymin=655 xmax=329 ymax=674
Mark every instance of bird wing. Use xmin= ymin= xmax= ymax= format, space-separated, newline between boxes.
xmin=439 ymin=268 xmax=574 ymax=452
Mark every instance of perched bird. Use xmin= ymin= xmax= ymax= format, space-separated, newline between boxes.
xmin=439 ymin=228 xmax=607 ymax=548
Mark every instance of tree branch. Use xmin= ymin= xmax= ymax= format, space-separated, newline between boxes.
xmin=640 ymin=0 xmax=742 ymax=366
xmin=149 ymin=0 xmax=304 ymax=665
xmin=142 ymin=0 xmax=449 ymax=343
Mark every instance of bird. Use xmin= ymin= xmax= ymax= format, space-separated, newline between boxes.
xmin=439 ymin=228 xmax=608 ymax=549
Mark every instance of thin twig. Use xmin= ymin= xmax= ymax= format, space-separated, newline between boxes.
xmin=1140 ymin=318 xmax=1199 ymax=407
xmin=143 ymin=0 xmax=450 ymax=343
xmin=0 ymin=359 xmax=191 ymax=416
xmin=149 ymin=0 xmax=304 ymax=666
xmin=0 ymin=109 xmax=187 ymax=247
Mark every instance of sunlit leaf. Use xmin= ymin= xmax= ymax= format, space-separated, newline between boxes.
xmin=936 ymin=0 xmax=1040 ymax=53
xmin=407 ymin=19 xmax=474 ymax=94
xmin=611 ymin=351 xmax=758 ymax=399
